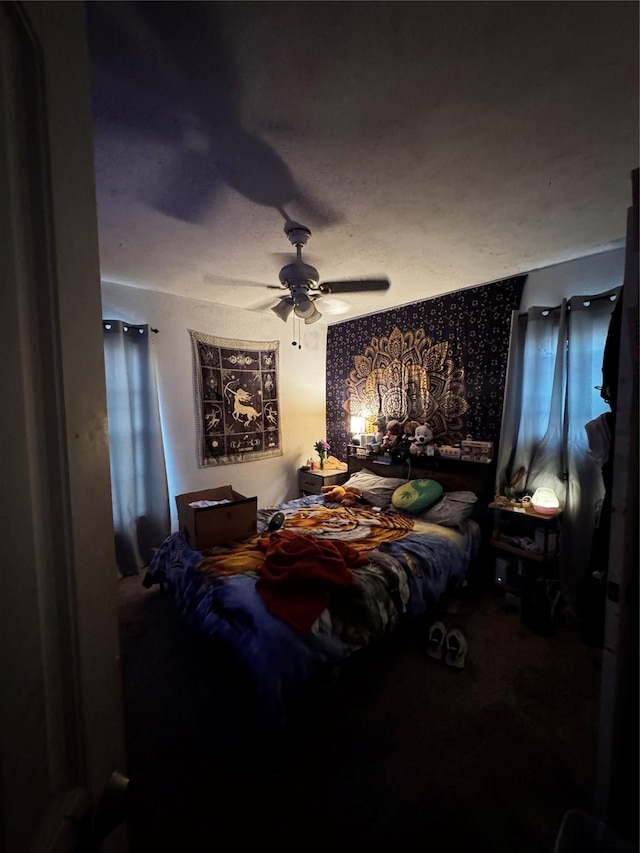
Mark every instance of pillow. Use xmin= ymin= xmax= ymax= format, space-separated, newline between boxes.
xmin=343 ymin=469 xmax=407 ymax=508
xmin=421 ymin=491 xmax=478 ymax=526
xmin=391 ymin=478 xmax=443 ymax=514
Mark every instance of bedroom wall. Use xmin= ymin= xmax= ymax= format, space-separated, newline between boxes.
xmin=101 ymin=281 xmax=327 ymax=526
xmin=325 ymin=276 xmax=525 ymax=461
xmin=100 ymin=247 xmax=624 ymax=527
xmin=520 ymin=247 xmax=625 ymax=309
xmin=323 ymin=246 xmax=624 ymax=461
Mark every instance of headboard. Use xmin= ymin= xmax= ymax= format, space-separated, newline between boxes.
xmin=346 ymin=455 xmax=495 ymax=503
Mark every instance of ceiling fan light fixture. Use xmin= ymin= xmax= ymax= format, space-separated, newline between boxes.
xmin=271 ymin=298 xmax=294 ymax=322
xmin=302 ymin=304 xmax=322 ymax=324
xmin=293 ymin=298 xmax=313 ymax=316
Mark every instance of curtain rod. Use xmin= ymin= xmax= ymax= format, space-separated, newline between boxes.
xmin=103 ymin=319 xmax=159 ymax=333
xmin=518 ymin=287 xmax=620 ymax=317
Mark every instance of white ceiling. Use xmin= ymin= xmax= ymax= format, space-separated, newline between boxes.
xmin=87 ymin=1 xmax=638 ymax=324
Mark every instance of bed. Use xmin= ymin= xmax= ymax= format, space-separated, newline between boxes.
xmin=143 ymin=466 xmax=485 ymax=730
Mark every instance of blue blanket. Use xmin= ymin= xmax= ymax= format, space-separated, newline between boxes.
xmin=144 ymin=494 xmax=480 ymax=726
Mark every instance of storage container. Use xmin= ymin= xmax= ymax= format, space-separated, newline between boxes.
xmin=175 ymin=486 xmax=257 ymax=550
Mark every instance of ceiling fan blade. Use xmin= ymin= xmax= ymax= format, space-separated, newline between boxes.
xmin=319 ymin=278 xmax=390 ymax=294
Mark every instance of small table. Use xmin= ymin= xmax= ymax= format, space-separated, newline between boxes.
xmin=299 ymin=467 xmax=349 ymax=496
xmin=488 ymin=500 xmax=563 ymax=590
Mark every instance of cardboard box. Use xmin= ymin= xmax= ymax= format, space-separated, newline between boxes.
xmin=175 ymin=486 xmax=257 ymax=550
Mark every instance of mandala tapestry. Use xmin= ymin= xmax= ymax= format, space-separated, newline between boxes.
xmin=190 ymin=331 xmax=282 ymax=466
xmin=345 ymin=326 xmax=469 ymax=437
xmin=326 ymin=276 xmax=526 ymax=461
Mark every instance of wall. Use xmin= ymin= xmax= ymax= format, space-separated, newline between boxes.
xmin=323 ymin=247 xmax=624 ymax=461
xmin=100 ymin=247 xmax=624 ymax=525
xmin=101 ymin=282 xmax=327 ymax=525
xmin=520 ymin=247 xmax=625 ymax=309
xmin=326 ymin=277 xmax=525 ymax=460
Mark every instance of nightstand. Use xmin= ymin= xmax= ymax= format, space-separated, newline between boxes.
xmin=299 ymin=467 xmax=349 ymax=496
xmin=489 ymin=501 xmax=563 ymax=634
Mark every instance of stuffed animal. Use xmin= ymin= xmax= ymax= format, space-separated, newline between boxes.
xmin=401 ymin=420 xmax=420 ymax=445
xmin=392 ymin=419 xmax=420 ymax=462
xmin=410 ymin=423 xmax=433 ymax=456
xmin=373 ymin=416 xmax=386 ymax=447
xmin=320 ymin=484 xmax=364 ymax=506
xmin=381 ymin=419 xmax=402 ymax=452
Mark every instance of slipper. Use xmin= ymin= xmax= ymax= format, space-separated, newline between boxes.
xmin=427 ymin=621 xmax=447 ymax=659
xmin=444 ymin=629 xmax=468 ymax=669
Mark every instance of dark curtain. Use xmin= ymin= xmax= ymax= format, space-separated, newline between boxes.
xmin=103 ymin=320 xmax=170 ymax=576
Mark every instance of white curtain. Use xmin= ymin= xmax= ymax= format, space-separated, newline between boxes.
xmin=497 ymin=289 xmax=620 ymax=604
xmin=103 ymin=320 xmax=170 ymax=576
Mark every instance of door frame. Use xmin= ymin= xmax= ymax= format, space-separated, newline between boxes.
xmin=0 ymin=3 xmax=127 ymax=850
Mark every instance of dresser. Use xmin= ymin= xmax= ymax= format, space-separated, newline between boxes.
xmin=298 ymin=467 xmax=349 ymax=496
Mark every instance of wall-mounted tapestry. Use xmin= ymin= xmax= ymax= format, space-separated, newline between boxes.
xmin=326 ymin=276 xmax=526 ymax=461
xmin=190 ymin=330 xmax=282 ymax=466
xmin=345 ymin=325 xmax=469 ymax=435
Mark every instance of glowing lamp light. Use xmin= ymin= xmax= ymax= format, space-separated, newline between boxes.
xmin=350 ymin=416 xmax=366 ymax=435
xmin=531 ymin=487 xmax=560 ymax=515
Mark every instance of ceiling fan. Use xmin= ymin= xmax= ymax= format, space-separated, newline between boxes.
xmin=269 ymin=222 xmax=390 ymax=324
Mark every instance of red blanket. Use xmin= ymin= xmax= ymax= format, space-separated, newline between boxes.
xmin=256 ymin=529 xmax=367 ymax=633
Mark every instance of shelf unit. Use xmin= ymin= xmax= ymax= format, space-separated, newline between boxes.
xmin=489 ymin=501 xmax=562 ymax=593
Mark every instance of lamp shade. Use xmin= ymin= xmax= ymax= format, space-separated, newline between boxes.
xmin=299 ymin=303 xmax=322 ymax=324
xmin=531 ymin=487 xmax=559 ymax=515
xmin=350 ymin=416 xmax=365 ymax=434
xmin=271 ymin=298 xmax=294 ymax=322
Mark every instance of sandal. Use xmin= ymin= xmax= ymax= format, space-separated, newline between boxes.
xmin=427 ymin=621 xmax=447 ymax=659
xmin=444 ymin=629 xmax=468 ymax=669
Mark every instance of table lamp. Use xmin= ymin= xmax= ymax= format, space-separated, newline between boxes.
xmin=531 ymin=487 xmax=560 ymax=515
xmin=350 ymin=416 xmax=366 ymax=444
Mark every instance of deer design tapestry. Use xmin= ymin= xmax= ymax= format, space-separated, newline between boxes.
xmin=190 ymin=330 xmax=282 ymax=466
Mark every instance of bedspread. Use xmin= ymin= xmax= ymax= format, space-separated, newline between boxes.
xmin=144 ymin=494 xmax=480 ymax=726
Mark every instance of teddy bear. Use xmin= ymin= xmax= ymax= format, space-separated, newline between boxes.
xmin=409 ymin=423 xmax=433 ymax=456
xmin=400 ymin=420 xmax=420 ymax=447
xmin=381 ymin=419 xmax=402 ymax=453
xmin=320 ymin=484 xmax=364 ymax=506
xmin=392 ymin=419 xmax=420 ymax=462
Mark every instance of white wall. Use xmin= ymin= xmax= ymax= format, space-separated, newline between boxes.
xmin=520 ymin=247 xmax=625 ymax=310
xmin=101 ymin=282 xmax=327 ymax=526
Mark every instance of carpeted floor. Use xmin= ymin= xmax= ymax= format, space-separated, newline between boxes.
xmin=117 ymin=573 xmax=602 ymax=852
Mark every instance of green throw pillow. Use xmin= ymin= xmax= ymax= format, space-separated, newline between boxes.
xmin=392 ymin=479 xmax=444 ymax=514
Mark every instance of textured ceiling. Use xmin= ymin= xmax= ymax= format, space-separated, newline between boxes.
xmin=87 ymin=1 xmax=639 ymax=324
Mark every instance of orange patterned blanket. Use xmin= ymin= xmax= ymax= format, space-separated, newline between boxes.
xmin=196 ymin=503 xmax=414 ymax=578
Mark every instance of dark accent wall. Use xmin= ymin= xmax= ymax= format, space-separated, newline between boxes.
xmin=326 ymin=276 xmax=526 ymax=461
